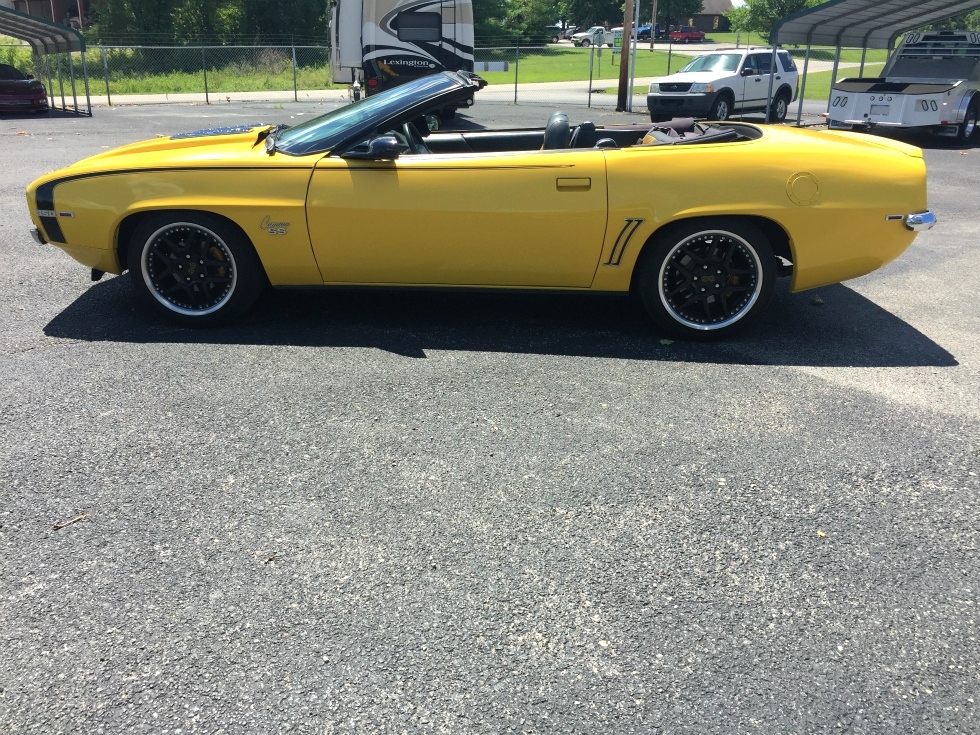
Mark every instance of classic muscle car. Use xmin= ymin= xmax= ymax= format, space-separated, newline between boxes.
xmin=27 ymin=71 xmax=935 ymax=339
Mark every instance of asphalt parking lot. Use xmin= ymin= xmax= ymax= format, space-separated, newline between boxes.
xmin=1 ymin=101 xmax=978 ymax=734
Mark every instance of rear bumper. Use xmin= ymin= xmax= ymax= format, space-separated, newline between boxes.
xmin=905 ymin=210 xmax=936 ymax=232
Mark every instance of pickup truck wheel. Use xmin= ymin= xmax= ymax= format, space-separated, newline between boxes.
xmin=770 ymin=92 xmax=789 ymax=123
xmin=708 ymin=93 xmax=732 ymax=121
xmin=580 ymin=39 xmax=590 ymax=47
xmin=635 ymin=218 xmax=777 ymax=339
xmin=957 ymin=98 xmax=978 ymax=144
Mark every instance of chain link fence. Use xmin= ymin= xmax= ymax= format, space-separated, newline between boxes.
xmin=3 ymin=39 xmax=876 ymax=119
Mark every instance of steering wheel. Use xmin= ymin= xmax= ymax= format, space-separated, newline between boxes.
xmin=402 ymin=122 xmax=430 ymax=154
xmin=542 ymin=111 xmax=570 ymax=149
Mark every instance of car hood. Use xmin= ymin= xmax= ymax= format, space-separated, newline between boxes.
xmin=649 ymin=71 xmax=727 ymax=85
xmin=61 ymin=126 xmax=298 ymax=171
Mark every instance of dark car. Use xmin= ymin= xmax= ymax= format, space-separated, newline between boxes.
xmin=0 ymin=63 xmax=49 ymax=113
xmin=636 ymin=24 xmax=664 ymax=41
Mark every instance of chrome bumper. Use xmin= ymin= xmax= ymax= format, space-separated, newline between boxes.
xmin=905 ymin=210 xmax=937 ymax=232
xmin=30 ymin=227 xmax=47 ymax=245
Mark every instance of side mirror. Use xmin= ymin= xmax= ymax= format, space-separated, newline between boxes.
xmin=342 ymin=135 xmax=403 ymax=160
xmin=425 ymin=114 xmax=440 ymax=132
xmin=741 ymin=67 xmax=759 ymax=77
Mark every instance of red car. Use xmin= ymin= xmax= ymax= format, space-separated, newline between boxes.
xmin=0 ymin=63 xmax=49 ymax=114
xmin=669 ymin=26 xmax=706 ymax=43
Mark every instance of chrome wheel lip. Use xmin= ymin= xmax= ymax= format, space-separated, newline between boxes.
xmin=657 ymin=229 xmax=764 ymax=331
xmin=140 ymin=222 xmax=238 ymax=317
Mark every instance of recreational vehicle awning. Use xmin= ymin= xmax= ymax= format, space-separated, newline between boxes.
xmin=771 ymin=0 xmax=980 ymax=49
xmin=0 ymin=5 xmax=85 ymax=54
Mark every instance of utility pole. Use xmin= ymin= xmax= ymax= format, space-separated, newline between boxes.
xmin=616 ymin=0 xmax=635 ymax=111
xmin=649 ymin=0 xmax=658 ymax=51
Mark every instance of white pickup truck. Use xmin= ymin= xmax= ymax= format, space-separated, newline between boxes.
xmin=828 ymin=30 xmax=980 ymax=144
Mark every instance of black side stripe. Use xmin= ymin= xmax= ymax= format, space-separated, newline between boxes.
xmin=34 ymin=165 xmax=309 ymax=245
xmin=604 ymin=218 xmax=644 ymax=266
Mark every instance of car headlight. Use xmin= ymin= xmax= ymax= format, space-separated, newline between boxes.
xmin=689 ymin=83 xmax=714 ymax=94
xmin=649 ymin=83 xmax=660 ymax=93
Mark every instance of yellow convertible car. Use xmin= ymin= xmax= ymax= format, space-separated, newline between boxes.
xmin=27 ymin=71 xmax=935 ymax=338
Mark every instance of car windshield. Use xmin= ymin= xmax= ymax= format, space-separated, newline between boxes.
xmin=0 ymin=64 xmax=28 ymax=81
xmin=679 ymin=54 xmax=741 ymax=73
xmin=274 ymin=74 xmax=460 ymax=155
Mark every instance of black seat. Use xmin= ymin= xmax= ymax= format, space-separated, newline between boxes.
xmin=542 ymin=111 xmax=570 ymax=149
xmin=569 ymin=121 xmax=597 ymax=148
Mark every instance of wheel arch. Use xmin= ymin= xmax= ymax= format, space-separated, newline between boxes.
xmin=116 ymin=208 xmax=261 ymax=276
xmin=629 ymin=214 xmax=794 ymax=293
xmin=953 ymin=90 xmax=980 ymax=125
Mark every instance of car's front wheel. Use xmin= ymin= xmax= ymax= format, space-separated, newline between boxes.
xmin=128 ymin=212 xmax=265 ymax=326
xmin=635 ymin=218 xmax=777 ymax=339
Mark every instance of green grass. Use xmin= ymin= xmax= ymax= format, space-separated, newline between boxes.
xmin=102 ymin=65 xmax=334 ymax=95
xmin=478 ymin=46 xmax=694 ymax=84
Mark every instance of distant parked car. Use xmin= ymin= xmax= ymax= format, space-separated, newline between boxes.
xmin=0 ymin=63 xmax=48 ymax=114
xmin=570 ymin=26 xmax=606 ymax=47
xmin=543 ymin=25 xmax=563 ymax=43
xmin=636 ymin=24 xmax=663 ymax=40
xmin=669 ymin=26 xmax=706 ymax=43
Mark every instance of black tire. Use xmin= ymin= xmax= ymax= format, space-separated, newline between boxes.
xmin=128 ymin=212 xmax=264 ymax=326
xmin=956 ymin=97 xmax=978 ymax=145
xmin=580 ymin=39 xmax=591 ymax=47
xmin=707 ymin=93 xmax=733 ymax=121
xmin=551 ymin=35 xmax=559 ymax=43
xmin=770 ymin=91 xmax=790 ymax=123
xmin=634 ymin=218 xmax=777 ymax=339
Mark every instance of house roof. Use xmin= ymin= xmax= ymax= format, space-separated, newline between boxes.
xmin=771 ymin=0 xmax=980 ymax=49
xmin=0 ymin=4 xmax=84 ymax=54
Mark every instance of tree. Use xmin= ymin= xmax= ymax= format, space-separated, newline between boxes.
xmin=744 ymin=0 xmax=810 ymax=40
xmin=566 ymin=0 xmax=622 ymax=27
xmin=654 ymin=0 xmax=702 ymax=26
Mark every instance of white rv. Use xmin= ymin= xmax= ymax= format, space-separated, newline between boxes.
xmin=330 ymin=0 xmax=476 ymax=104
xmin=828 ymin=30 xmax=980 ymax=143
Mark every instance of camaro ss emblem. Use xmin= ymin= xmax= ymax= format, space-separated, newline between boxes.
xmin=260 ymin=216 xmax=289 ymax=235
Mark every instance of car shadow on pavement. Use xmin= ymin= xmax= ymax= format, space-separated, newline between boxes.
xmin=43 ymin=276 xmax=957 ymax=368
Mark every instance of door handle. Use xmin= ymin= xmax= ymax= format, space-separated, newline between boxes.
xmin=556 ymin=177 xmax=591 ymax=190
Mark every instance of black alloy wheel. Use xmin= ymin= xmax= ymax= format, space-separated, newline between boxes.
xmin=128 ymin=212 xmax=264 ymax=326
xmin=636 ymin=218 xmax=777 ymax=339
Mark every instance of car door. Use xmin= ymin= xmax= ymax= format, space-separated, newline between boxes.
xmin=305 ymin=148 xmax=609 ymax=288
xmin=740 ymin=52 xmax=774 ymax=110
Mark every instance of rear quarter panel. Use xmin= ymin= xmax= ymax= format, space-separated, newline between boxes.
xmin=593 ymin=128 xmax=927 ymax=292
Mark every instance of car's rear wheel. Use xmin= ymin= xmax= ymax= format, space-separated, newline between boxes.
xmin=128 ymin=212 xmax=264 ymax=326
xmin=770 ymin=92 xmax=790 ymax=123
xmin=635 ymin=218 xmax=777 ymax=339
xmin=708 ymin=93 xmax=732 ymax=121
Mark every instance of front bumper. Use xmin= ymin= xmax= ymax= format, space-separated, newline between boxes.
xmin=647 ymin=93 xmax=715 ymax=119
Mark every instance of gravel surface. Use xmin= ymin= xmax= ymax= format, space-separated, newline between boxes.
xmin=1 ymin=101 xmax=978 ymax=734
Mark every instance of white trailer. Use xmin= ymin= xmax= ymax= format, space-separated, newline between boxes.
xmin=828 ymin=30 xmax=980 ymax=144
xmin=330 ymin=0 xmax=476 ymax=104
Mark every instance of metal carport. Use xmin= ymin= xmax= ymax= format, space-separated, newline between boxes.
xmin=0 ymin=4 xmax=91 ymax=114
xmin=769 ymin=0 xmax=980 ymax=125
